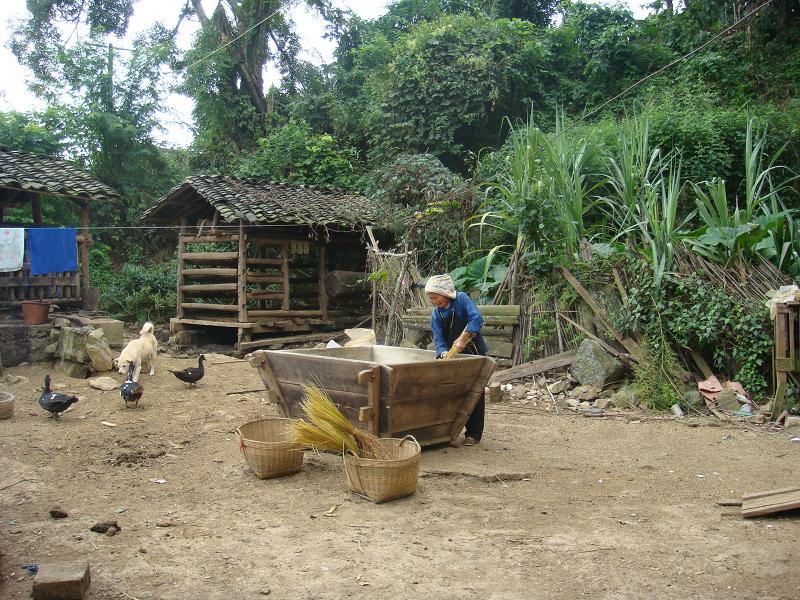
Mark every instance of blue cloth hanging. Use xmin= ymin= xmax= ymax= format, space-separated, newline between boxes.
xmin=28 ymin=228 xmax=78 ymax=276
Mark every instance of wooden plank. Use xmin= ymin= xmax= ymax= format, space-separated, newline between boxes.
xmin=248 ymin=309 xmax=324 ymax=317
xmin=182 ymin=283 xmax=238 ymax=293
xmin=182 ymin=234 xmax=238 ymax=244
xmin=79 ymin=202 xmax=90 ymax=301
xmin=401 ymin=316 xmax=518 ymax=327
xmin=486 ymin=339 xmax=513 ymax=359
xmin=247 ymin=275 xmax=284 ymax=284
xmin=491 ymin=349 xmax=578 ymax=383
xmin=246 ymin=258 xmax=284 ymax=266
xmin=690 ymin=351 xmax=714 ymax=379
xmin=176 ymin=218 xmax=187 ymax=319
xmin=248 ymin=351 xmax=293 ymax=419
xmin=318 ymin=244 xmax=328 ymax=319
xmin=742 ymin=487 xmax=800 ymax=501
xmin=237 ymin=219 xmax=248 ymax=326
xmin=406 ymin=305 xmax=521 ymax=317
xmin=561 ymin=267 xmax=643 ymax=360
xmin=448 ymin=357 xmax=496 ymax=440
xmin=237 ymin=331 xmax=348 ymax=351
xmin=249 ymin=292 xmax=286 ymax=300
xmin=281 ymin=242 xmax=290 ymax=311
xmin=357 ymin=364 xmax=381 ymax=436
xmin=0 ymin=277 xmax=77 ymax=286
xmin=181 ymin=302 xmax=238 ymax=313
xmin=181 ymin=268 xmax=238 ymax=278
xmin=183 ymin=252 xmax=238 ymax=263
xmin=742 ymin=489 xmax=800 ymax=518
xmin=171 ymin=317 xmax=254 ymax=328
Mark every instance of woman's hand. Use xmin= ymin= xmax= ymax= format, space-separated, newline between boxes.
xmin=454 ymin=331 xmax=475 ymax=353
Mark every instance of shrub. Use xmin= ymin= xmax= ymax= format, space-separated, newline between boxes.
xmin=95 ymin=258 xmax=177 ymax=324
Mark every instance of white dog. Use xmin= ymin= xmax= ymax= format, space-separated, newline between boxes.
xmin=115 ymin=322 xmax=158 ymax=381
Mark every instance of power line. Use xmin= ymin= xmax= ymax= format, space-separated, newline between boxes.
xmin=180 ymin=0 xmax=299 ymax=71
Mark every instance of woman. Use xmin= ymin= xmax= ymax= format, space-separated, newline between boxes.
xmin=425 ymin=274 xmax=488 ymax=446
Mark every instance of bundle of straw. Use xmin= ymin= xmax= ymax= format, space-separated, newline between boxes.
xmin=293 ymin=383 xmax=389 ymax=459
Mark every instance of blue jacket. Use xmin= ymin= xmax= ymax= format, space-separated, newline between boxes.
xmin=431 ymin=291 xmax=489 ymax=356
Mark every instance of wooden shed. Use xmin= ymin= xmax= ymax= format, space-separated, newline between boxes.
xmin=142 ymin=175 xmax=384 ymax=351
xmin=0 ymin=148 xmax=120 ymax=309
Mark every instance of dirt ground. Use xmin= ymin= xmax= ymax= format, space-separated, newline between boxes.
xmin=2 ymin=351 xmax=800 ymax=600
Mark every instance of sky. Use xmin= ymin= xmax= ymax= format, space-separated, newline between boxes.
xmin=0 ymin=0 xmax=649 ymax=148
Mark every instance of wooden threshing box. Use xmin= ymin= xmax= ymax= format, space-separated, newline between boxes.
xmin=249 ymin=346 xmax=495 ymax=446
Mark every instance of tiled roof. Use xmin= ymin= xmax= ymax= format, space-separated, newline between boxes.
xmin=141 ymin=175 xmax=382 ymax=228
xmin=0 ymin=148 xmax=120 ymax=202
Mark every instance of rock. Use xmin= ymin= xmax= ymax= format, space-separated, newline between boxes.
xmin=570 ymin=339 xmax=626 ymax=388
xmin=90 ymin=521 xmax=120 ymax=534
xmin=611 ymin=386 xmax=639 ymax=409
xmin=105 ymin=526 xmax=119 ymax=537
xmin=785 ymin=415 xmax=800 ymax=430
xmin=32 ymin=561 xmax=90 ymax=600
xmin=577 ymin=385 xmax=601 ymax=401
xmin=3 ymin=374 xmax=29 ymax=386
xmin=58 ymin=361 xmax=89 ymax=379
xmin=85 ymin=329 xmax=114 ymax=372
xmin=88 ymin=376 xmax=118 ymax=392
xmin=547 ymin=379 xmax=570 ymax=394
xmin=45 ymin=343 xmax=59 ymax=356
xmin=487 ymin=383 xmax=503 ymax=404
xmin=592 ymin=397 xmax=612 ymax=410
xmin=59 ymin=327 xmax=91 ymax=363
xmin=49 ymin=507 xmax=68 ymax=519
xmin=682 ymin=390 xmax=704 ymax=409
xmin=579 ymin=401 xmax=592 ymax=409
xmin=716 ymin=389 xmax=741 ymax=412
xmin=566 ymin=398 xmax=580 ymax=408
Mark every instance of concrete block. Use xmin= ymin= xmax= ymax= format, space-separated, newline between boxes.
xmin=32 ymin=561 xmax=90 ymax=600
xmin=87 ymin=319 xmax=124 ymax=348
xmin=785 ymin=415 xmax=800 ymax=430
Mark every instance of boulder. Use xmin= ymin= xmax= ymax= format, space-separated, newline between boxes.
xmin=784 ymin=415 xmax=800 ymax=430
xmin=59 ymin=327 xmax=92 ymax=363
xmin=576 ymin=385 xmax=600 ymax=401
xmin=85 ymin=329 xmax=114 ymax=372
xmin=610 ymin=386 xmax=639 ymax=409
xmin=88 ymin=376 xmax=118 ymax=392
xmin=715 ymin=389 xmax=741 ymax=412
xmin=547 ymin=379 xmax=570 ymax=394
xmin=592 ymin=397 xmax=612 ymax=410
xmin=570 ymin=339 xmax=626 ymax=388
xmin=682 ymin=390 xmax=704 ymax=409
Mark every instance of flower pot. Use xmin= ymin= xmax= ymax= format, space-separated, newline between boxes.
xmin=20 ymin=300 xmax=50 ymax=325
xmin=0 ymin=391 xmax=14 ymax=420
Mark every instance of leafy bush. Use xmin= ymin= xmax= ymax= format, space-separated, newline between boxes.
xmin=93 ymin=255 xmax=177 ymax=324
xmin=236 ymin=120 xmax=363 ymax=189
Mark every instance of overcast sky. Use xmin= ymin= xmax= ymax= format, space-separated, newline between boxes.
xmin=0 ymin=0 xmax=648 ymax=147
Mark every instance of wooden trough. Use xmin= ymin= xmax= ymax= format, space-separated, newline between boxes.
xmin=248 ymin=346 xmax=495 ymax=447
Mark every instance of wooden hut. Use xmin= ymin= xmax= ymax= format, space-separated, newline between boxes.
xmin=142 ymin=175 xmax=384 ymax=351
xmin=0 ymin=148 xmax=120 ymax=309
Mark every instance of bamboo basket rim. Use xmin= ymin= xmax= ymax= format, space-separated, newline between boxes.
xmin=236 ymin=417 xmax=302 ymax=450
xmin=344 ymin=435 xmax=420 ymax=466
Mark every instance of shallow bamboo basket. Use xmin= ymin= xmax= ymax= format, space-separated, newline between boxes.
xmin=236 ymin=418 xmax=304 ymax=479
xmin=344 ymin=436 xmax=421 ymax=503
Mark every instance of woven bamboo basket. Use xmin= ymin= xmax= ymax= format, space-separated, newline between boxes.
xmin=236 ymin=418 xmax=304 ymax=479
xmin=344 ymin=436 xmax=421 ymax=503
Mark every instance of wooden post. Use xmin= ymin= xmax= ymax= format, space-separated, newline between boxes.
xmin=318 ymin=244 xmax=328 ymax=320
xmin=176 ymin=218 xmax=187 ymax=320
xmin=772 ymin=305 xmax=790 ymax=419
xmin=80 ymin=201 xmax=91 ymax=307
xmin=281 ymin=242 xmax=290 ymax=311
xmin=237 ymin=218 xmax=250 ymax=348
xmin=31 ymin=196 xmax=43 ymax=225
xmin=357 ymin=364 xmax=381 ymax=436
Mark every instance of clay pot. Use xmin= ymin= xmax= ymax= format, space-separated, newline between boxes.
xmin=20 ymin=300 xmax=50 ymax=325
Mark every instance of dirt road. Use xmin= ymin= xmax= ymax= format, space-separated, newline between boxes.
xmin=1 ymin=356 xmax=799 ymax=599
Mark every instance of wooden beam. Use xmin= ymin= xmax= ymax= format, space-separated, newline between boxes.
xmin=182 ymin=283 xmax=238 ymax=293
xmin=171 ymin=317 xmax=254 ymax=328
xmin=247 ymin=275 xmax=284 ymax=284
xmin=181 ymin=268 xmax=238 ymax=278
xmin=491 ymin=350 xmax=578 ymax=383
xmin=80 ymin=201 xmax=90 ymax=306
xmin=318 ymin=244 xmax=328 ymax=319
xmin=31 ymin=196 xmax=43 ymax=225
xmin=237 ymin=219 xmax=248 ymax=326
xmin=181 ymin=234 xmax=239 ymax=244
xmin=180 ymin=302 xmax=238 ymax=313
xmin=237 ymin=330 xmax=348 ymax=351
xmin=183 ymin=251 xmax=238 ymax=263
xmin=357 ymin=364 xmax=381 ymax=436
xmin=176 ymin=218 xmax=187 ymax=319
xmin=281 ymin=242 xmax=290 ymax=311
